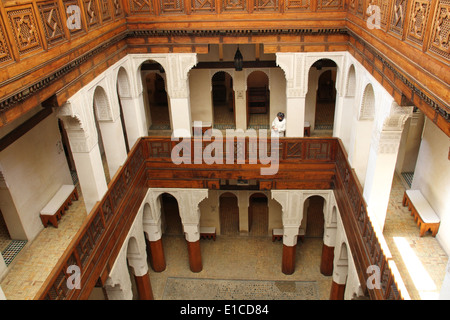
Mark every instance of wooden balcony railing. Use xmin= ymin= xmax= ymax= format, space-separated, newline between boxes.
xmin=35 ymin=137 xmax=405 ymax=300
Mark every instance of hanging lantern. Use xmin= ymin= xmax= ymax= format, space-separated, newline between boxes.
xmin=234 ymin=46 xmax=243 ymax=71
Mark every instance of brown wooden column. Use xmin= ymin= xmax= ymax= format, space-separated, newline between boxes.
xmin=282 ymin=244 xmax=296 ymax=275
xmin=186 ymin=240 xmax=202 ymax=272
xmin=146 ymin=238 xmax=166 ymax=272
xmin=329 ymin=281 xmax=346 ymax=300
xmin=134 ymin=273 xmax=154 ymax=300
xmin=320 ymin=244 xmax=334 ymax=276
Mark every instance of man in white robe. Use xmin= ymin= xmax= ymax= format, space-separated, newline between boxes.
xmin=271 ymin=112 xmax=286 ymax=137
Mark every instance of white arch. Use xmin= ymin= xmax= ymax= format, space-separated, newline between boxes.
xmin=359 ymin=83 xmax=376 ymax=120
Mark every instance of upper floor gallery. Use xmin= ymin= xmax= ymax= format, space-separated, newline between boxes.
xmin=0 ymin=0 xmax=448 ymax=137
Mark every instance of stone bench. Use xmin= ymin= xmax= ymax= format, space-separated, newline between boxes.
xmin=40 ymin=185 xmax=78 ymax=228
xmin=200 ymin=227 xmax=216 ymax=240
xmin=272 ymin=228 xmax=305 ymax=242
xmin=402 ymin=190 xmax=440 ymax=237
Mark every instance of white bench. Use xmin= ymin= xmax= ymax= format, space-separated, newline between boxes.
xmin=200 ymin=227 xmax=216 ymax=240
xmin=40 ymin=185 xmax=78 ymax=228
xmin=402 ymin=190 xmax=440 ymax=237
xmin=272 ymin=228 xmax=305 ymax=242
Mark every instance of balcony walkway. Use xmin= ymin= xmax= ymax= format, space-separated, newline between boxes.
xmin=0 ymin=171 xmax=447 ymax=300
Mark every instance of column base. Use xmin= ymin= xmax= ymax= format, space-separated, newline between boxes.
xmin=320 ymin=244 xmax=334 ymax=276
xmin=147 ymin=238 xmax=166 ymax=272
xmin=186 ymin=240 xmax=203 ymax=273
xmin=329 ymin=280 xmax=346 ymax=300
xmin=134 ymin=273 xmax=154 ymax=300
xmin=282 ymin=244 xmax=296 ymax=275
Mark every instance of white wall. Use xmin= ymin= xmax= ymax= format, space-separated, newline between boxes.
xmin=0 ymin=112 xmax=73 ymax=241
xmin=412 ymin=118 xmax=450 ymax=254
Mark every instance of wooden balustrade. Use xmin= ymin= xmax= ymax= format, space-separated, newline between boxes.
xmin=35 ymin=137 xmax=403 ymax=300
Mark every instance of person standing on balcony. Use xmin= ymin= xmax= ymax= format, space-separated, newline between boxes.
xmin=271 ymin=112 xmax=286 ymax=137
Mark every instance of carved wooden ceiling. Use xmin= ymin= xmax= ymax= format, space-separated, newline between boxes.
xmin=0 ymin=0 xmax=448 ymax=135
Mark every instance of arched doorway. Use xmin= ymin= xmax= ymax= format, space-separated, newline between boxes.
xmin=219 ymin=192 xmax=239 ymax=235
xmin=248 ymin=193 xmax=269 ymax=237
xmin=160 ymin=193 xmax=182 ymax=236
xmin=247 ymin=71 xmax=270 ymax=130
xmin=140 ymin=61 xmax=171 ymax=132
xmin=306 ymin=59 xmax=338 ymax=136
xmin=302 ymin=195 xmax=325 ymax=239
xmin=212 ymin=71 xmax=235 ymax=130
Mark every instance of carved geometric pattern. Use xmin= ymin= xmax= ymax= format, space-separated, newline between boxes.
xmin=83 ymin=0 xmax=100 ymax=28
xmin=429 ymin=1 xmax=450 ymax=60
xmin=407 ymin=0 xmax=431 ymax=45
xmin=148 ymin=141 xmax=171 ymax=158
xmin=100 ymin=0 xmax=112 ymax=22
xmin=223 ymin=0 xmax=247 ymax=12
xmin=37 ymin=1 xmax=66 ymax=46
xmin=355 ymin=0 xmax=364 ymax=17
xmin=160 ymin=0 xmax=185 ymax=14
xmin=63 ymin=0 xmax=85 ymax=36
xmin=112 ymin=0 xmax=124 ymax=17
xmin=0 ymin=22 xmax=12 ymax=64
xmin=129 ymin=0 xmax=155 ymax=14
xmin=305 ymin=141 xmax=331 ymax=160
xmin=286 ymin=142 xmax=303 ymax=159
xmin=7 ymin=6 xmax=43 ymax=56
xmin=317 ymin=0 xmax=344 ymax=11
xmin=285 ymin=0 xmax=310 ymax=11
xmin=191 ymin=0 xmax=216 ymax=13
xmin=389 ymin=0 xmax=407 ymax=36
xmin=254 ymin=0 xmax=279 ymax=12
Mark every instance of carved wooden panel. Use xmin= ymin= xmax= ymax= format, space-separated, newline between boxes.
xmin=190 ymin=0 xmax=216 ymax=13
xmin=223 ymin=0 xmax=247 ymax=12
xmin=429 ymin=0 xmax=450 ymax=60
xmin=129 ymin=0 xmax=155 ymax=14
xmin=83 ymin=0 xmax=100 ymax=29
xmin=160 ymin=0 xmax=185 ymax=14
xmin=63 ymin=0 xmax=85 ymax=36
xmin=253 ymin=0 xmax=279 ymax=12
xmin=100 ymin=0 xmax=112 ymax=23
xmin=284 ymin=0 xmax=310 ymax=11
xmin=6 ymin=5 xmax=43 ymax=56
xmin=37 ymin=1 xmax=66 ymax=46
xmin=389 ymin=0 xmax=407 ymax=37
xmin=0 ymin=22 xmax=12 ymax=64
xmin=112 ymin=0 xmax=125 ymax=18
xmin=407 ymin=0 xmax=431 ymax=46
xmin=317 ymin=0 xmax=344 ymax=11
xmin=354 ymin=0 xmax=365 ymax=18
xmin=369 ymin=0 xmax=390 ymax=29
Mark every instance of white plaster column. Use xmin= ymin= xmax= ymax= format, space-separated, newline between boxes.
xmin=0 ymin=285 xmax=6 ymax=300
xmin=177 ymin=189 xmax=209 ymax=242
xmin=238 ymin=191 xmax=250 ymax=233
xmin=233 ymin=71 xmax=247 ymax=131
xmin=276 ymin=53 xmax=307 ymax=137
xmin=271 ymin=190 xmax=304 ymax=274
xmin=96 ymin=117 xmax=127 ymax=178
xmin=117 ymin=93 xmax=147 ymax=148
xmin=58 ymin=103 xmax=108 ymax=213
xmin=440 ymin=259 xmax=450 ymax=300
xmin=363 ymin=104 xmax=412 ymax=230
xmin=165 ymin=54 xmax=197 ymax=138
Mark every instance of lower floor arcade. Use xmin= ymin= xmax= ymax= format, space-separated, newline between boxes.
xmin=0 ymin=173 xmax=448 ymax=300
